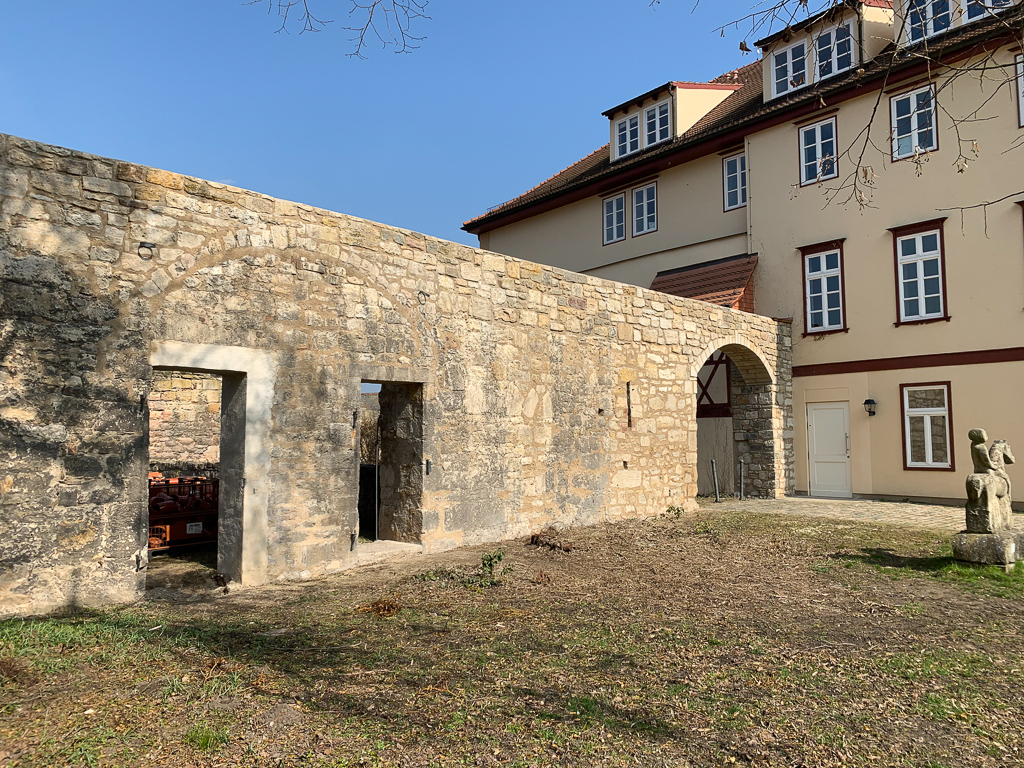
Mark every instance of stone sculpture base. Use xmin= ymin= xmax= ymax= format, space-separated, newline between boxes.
xmin=951 ymin=530 xmax=1024 ymax=573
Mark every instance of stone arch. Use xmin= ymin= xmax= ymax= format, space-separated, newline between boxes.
xmin=690 ymin=334 xmax=786 ymax=499
xmin=689 ymin=334 xmax=775 ymax=384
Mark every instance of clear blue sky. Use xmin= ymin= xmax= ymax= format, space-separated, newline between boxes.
xmin=0 ymin=1 xmax=762 ymax=246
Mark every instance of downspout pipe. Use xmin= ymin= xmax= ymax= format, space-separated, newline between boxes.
xmin=857 ymin=2 xmax=866 ymax=67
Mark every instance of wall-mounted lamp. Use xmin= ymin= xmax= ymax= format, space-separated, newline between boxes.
xmin=138 ymin=241 xmax=156 ymax=260
xmin=863 ymin=398 xmax=877 ymax=417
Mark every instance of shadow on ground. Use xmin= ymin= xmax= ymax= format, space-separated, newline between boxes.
xmin=827 ymin=548 xmax=955 ymax=572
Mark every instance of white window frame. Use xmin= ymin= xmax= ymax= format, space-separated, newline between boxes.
xmin=890 ymin=84 xmax=937 ymax=160
xmin=615 ymin=114 xmax=642 ymax=160
xmin=645 ymin=100 xmax=671 ymax=147
xmin=813 ymin=22 xmax=855 ymax=82
xmin=772 ymin=40 xmax=808 ymax=98
xmin=1017 ymin=54 xmax=1024 ymax=129
xmin=906 ymin=0 xmax=953 ymax=42
xmin=603 ymin=194 xmax=626 ymax=245
xmin=632 ymin=183 xmax=657 ymax=236
xmin=902 ymin=383 xmax=952 ymax=469
xmin=896 ymin=228 xmax=945 ymax=322
xmin=613 ymin=100 xmax=673 ymax=161
xmin=799 ymin=117 xmax=839 ymax=185
xmin=965 ymin=0 xmax=1014 ymax=22
xmin=723 ymin=152 xmax=747 ymax=211
xmin=803 ymin=248 xmax=844 ymax=333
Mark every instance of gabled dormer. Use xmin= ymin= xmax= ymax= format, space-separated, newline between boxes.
xmin=603 ymin=81 xmax=742 ymax=162
xmin=895 ymin=0 xmax=1019 ymax=45
xmin=756 ymin=1 xmax=896 ymax=102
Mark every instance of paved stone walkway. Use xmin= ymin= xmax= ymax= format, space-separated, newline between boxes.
xmin=698 ymin=496 xmax=966 ymax=530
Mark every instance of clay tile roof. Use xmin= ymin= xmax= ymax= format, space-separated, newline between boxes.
xmin=649 ymin=254 xmax=758 ymax=308
xmin=464 ymin=60 xmax=763 ymax=230
xmin=464 ymin=7 xmax=1018 ymax=235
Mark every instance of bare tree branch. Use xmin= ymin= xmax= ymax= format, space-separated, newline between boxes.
xmin=248 ymin=0 xmax=430 ymax=57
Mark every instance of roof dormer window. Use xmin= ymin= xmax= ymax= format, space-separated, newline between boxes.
xmin=773 ymin=41 xmax=807 ymax=98
xmin=814 ymin=22 xmax=855 ymax=81
xmin=966 ymin=0 xmax=1014 ymax=19
xmin=613 ymin=98 xmax=673 ymax=160
xmin=616 ymin=115 xmax=641 ymax=159
xmin=646 ymin=101 xmax=671 ymax=146
xmin=907 ymin=0 xmax=952 ymax=41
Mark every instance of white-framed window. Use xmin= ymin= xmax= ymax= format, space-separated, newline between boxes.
xmin=804 ymin=248 xmax=844 ymax=332
xmin=615 ymin=114 xmax=641 ymax=159
xmin=891 ymin=85 xmax=937 ymax=159
xmin=613 ymin=100 xmax=672 ymax=161
xmin=814 ymin=23 xmax=854 ymax=80
xmin=1017 ymin=54 xmax=1024 ymax=129
xmin=645 ymin=101 xmax=671 ymax=147
xmin=906 ymin=0 xmax=952 ymax=42
xmin=603 ymin=194 xmax=626 ymax=244
xmin=902 ymin=383 xmax=952 ymax=469
xmin=723 ymin=153 xmax=747 ymax=210
xmin=896 ymin=228 xmax=944 ymax=321
xmin=799 ymin=118 xmax=838 ymax=184
xmin=773 ymin=41 xmax=808 ymax=98
xmin=965 ymin=0 xmax=1014 ymax=21
xmin=633 ymin=184 xmax=657 ymax=236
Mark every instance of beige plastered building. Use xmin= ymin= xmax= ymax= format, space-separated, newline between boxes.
xmin=466 ymin=0 xmax=1024 ymax=505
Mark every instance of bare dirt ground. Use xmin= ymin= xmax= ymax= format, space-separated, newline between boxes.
xmin=2 ymin=501 xmax=1024 ymax=767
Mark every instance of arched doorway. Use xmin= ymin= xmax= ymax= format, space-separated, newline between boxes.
xmin=693 ymin=340 xmax=785 ymax=499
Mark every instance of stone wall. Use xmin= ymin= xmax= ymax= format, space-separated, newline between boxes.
xmin=148 ymin=370 xmax=221 ymax=471
xmin=0 ymin=132 xmax=792 ymax=617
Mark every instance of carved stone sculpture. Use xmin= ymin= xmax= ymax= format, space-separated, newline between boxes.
xmin=964 ymin=428 xmax=1015 ymax=533
xmin=954 ymin=429 xmax=1022 ymax=571
xmin=966 ymin=430 xmax=1015 ymax=532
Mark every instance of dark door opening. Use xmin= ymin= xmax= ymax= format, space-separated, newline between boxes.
xmin=357 ymin=381 xmax=424 ymax=544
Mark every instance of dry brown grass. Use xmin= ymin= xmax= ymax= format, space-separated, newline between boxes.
xmin=2 ymin=503 xmax=1023 ymax=767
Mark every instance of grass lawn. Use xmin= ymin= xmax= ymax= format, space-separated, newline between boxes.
xmin=2 ymin=503 xmax=1023 ymax=767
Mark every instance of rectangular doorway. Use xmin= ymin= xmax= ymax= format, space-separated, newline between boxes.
xmin=807 ymin=401 xmax=852 ymax=498
xmin=357 ymin=381 xmax=424 ymax=543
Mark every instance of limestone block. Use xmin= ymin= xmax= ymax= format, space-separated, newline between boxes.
xmin=951 ymin=531 xmax=1024 ymax=566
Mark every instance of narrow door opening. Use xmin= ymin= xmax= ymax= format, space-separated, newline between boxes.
xmin=145 ymin=368 xmax=248 ymax=589
xmin=357 ymin=380 xmax=424 ymax=544
xmin=696 ymin=352 xmax=736 ymax=496
xmin=146 ymin=370 xmax=222 ymax=588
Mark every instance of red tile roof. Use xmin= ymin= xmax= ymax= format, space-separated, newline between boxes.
xmin=649 ymin=254 xmax=758 ymax=308
xmin=463 ymin=6 xmax=1020 ymax=235
xmin=465 ymin=60 xmax=764 ymax=230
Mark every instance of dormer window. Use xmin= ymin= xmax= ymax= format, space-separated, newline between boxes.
xmin=907 ymin=0 xmax=952 ymax=41
xmin=646 ymin=101 xmax=671 ymax=146
xmin=815 ymin=22 xmax=854 ymax=80
xmin=616 ymin=115 xmax=641 ymax=159
xmin=966 ymin=0 xmax=1014 ymax=19
xmin=613 ymin=99 xmax=673 ymax=160
xmin=773 ymin=41 xmax=807 ymax=98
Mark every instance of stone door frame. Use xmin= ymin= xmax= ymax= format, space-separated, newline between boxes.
xmin=150 ymin=341 xmax=278 ymax=585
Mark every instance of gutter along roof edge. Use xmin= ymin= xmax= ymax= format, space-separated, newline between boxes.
xmin=463 ymin=18 xmax=1018 ymax=236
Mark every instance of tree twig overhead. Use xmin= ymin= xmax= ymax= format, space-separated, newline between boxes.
xmin=250 ymin=0 xmax=430 ymax=57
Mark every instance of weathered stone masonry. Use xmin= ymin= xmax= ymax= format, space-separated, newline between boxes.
xmin=0 ymin=132 xmax=793 ymax=617
xmin=148 ymin=370 xmax=221 ymax=472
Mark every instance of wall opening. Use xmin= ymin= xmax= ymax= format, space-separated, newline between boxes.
xmin=146 ymin=367 xmax=247 ymax=588
xmin=696 ymin=352 xmax=736 ymax=496
xmin=694 ymin=343 xmax=780 ymax=499
xmin=357 ymin=381 xmax=423 ymax=544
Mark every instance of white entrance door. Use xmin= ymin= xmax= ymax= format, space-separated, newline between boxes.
xmin=807 ymin=402 xmax=852 ymax=498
